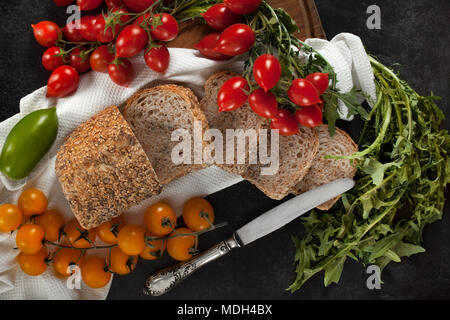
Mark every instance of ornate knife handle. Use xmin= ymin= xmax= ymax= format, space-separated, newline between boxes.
xmin=143 ymin=236 xmax=240 ymax=296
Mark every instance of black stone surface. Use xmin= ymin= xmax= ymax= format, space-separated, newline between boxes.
xmin=0 ymin=0 xmax=448 ymax=299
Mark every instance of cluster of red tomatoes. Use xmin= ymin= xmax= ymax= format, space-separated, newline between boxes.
xmin=34 ymin=0 xmax=180 ymax=98
xmin=0 ymin=187 xmax=215 ymax=289
xmin=217 ymin=53 xmax=329 ymax=136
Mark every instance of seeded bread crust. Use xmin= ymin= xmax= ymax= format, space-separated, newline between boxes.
xmin=55 ymin=106 xmax=161 ymax=229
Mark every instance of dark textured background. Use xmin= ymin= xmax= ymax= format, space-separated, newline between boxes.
xmin=0 ymin=0 xmax=448 ymax=299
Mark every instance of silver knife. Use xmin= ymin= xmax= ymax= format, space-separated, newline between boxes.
xmin=143 ymin=178 xmax=355 ymax=296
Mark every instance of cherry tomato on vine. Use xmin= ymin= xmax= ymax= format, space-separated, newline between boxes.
xmin=108 ymin=59 xmax=135 ymax=87
xmin=253 ymin=54 xmax=281 ymax=92
xmin=248 ymin=88 xmax=278 ymax=119
xmin=53 ymin=0 xmax=75 ymax=6
xmin=79 ymin=15 xmax=98 ymax=42
xmin=117 ymin=224 xmax=146 ymax=255
xmin=105 ymin=0 xmax=123 ymax=9
xmin=150 ymin=13 xmax=179 ymax=42
xmin=224 ymin=0 xmax=262 ymax=15
xmin=42 ymin=47 xmax=65 ymax=72
xmin=144 ymin=45 xmax=170 ymax=73
xmin=305 ymin=72 xmax=329 ymax=95
xmin=140 ymin=231 xmax=165 ymax=260
xmin=94 ymin=15 xmax=120 ymax=43
xmin=112 ymin=7 xmax=131 ymax=24
xmin=144 ymin=202 xmax=177 ymax=237
xmin=0 ymin=204 xmax=23 ymax=232
xmin=217 ymin=76 xmax=249 ymax=112
xmin=36 ymin=210 xmax=65 ymax=242
xmin=16 ymin=224 xmax=45 ymax=254
xmin=47 ymin=65 xmax=80 ymax=97
xmin=32 ymin=21 xmax=62 ymax=48
xmin=53 ymin=248 xmax=84 ymax=277
xmin=18 ymin=189 xmax=48 ymax=217
xmin=96 ymin=216 xmax=124 ymax=244
xmin=69 ymin=48 xmax=91 ymax=73
xmin=167 ymin=228 xmax=197 ymax=262
xmin=90 ymin=45 xmax=115 ymax=73
xmin=123 ymin=0 xmax=155 ymax=12
xmin=62 ymin=23 xmax=85 ymax=43
xmin=18 ymin=248 xmax=48 ymax=276
xmin=81 ymin=256 xmax=111 ymax=288
xmin=64 ymin=220 xmax=97 ymax=248
xmin=270 ymin=109 xmax=299 ymax=136
xmin=182 ymin=197 xmax=214 ymax=232
xmin=194 ymin=33 xmax=232 ymax=61
xmin=77 ymin=0 xmax=103 ymax=11
xmin=295 ymin=105 xmax=323 ymax=128
xmin=116 ymin=25 xmax=148 ymax=58
xmin=217 ymin=23 xmax=255 ymax=56
xmin=110 ymin=247 xmax=138 ymax=275
xmin=288 ymin=78 xmax=321 ymax=107
xmin=134 ymin=12 xmax=151 ymax=27
xmin=201 ymin=3 xmax=242 ymax=31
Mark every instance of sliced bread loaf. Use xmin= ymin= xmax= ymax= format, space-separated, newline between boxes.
xmin=55 ymin=106 xmax=161 ymax=229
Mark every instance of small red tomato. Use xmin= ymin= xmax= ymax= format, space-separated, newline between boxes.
xmin=194 ymin=33 xmax=232 ymax=61
xmin=224 ymin=0 xmax=262 ymax=15
xmin=144 ymin=45 xmax=170 ymax=73
xmin=116 ymin=25 xmax=149 ymax=58
xmin=295 ymin=105 xmax=323 ymax=128
xmin=47 ymin=65 xmax=80 ymax=97
xmin=270 ymin=109 xmax=299 ymax=136
xmin=90 ymin=45 xmax=115 ymax=73
xmin=105 ymin=0 xmax=123 ymax=9
xmin=305 ymin=72 xmax=329 ymax=95
xmin=217 ymin=23 xmax=255 ymax=56
xmin=248 ymin=89 xmax=278 ymax=118
xmin=151 ymin=13 xmax=179 ymax=42
xmin=108 ymin=59 xmax=135 ymax=87
xmin=42 ymin=47 xmax=65 ymax=72
xmin=201 ymin=3 xmax=242 ymax=31
xmin=62 ymin=22 xmax=85 ymax=42
xmin=123 ymin=0 xmax=155 ymax=12
xmin=217 ymin=76 xmax=249 ymax=112
xmin=94 ymin=15 xmax=120 ymax=43
xmin=134 ymin=13 xmax=151 ymax=27
xmin=112 ymin=7 xmax=131 ymax=24
xmin=253 ymin=54 xmax=281 ymax=92
xmin=32 ymin=21 xmax=62 ymax=48
xmin=79 ymin=15 xmax=98 ymax=41
xmin=288 ymin=79 xmax=321 ymax=107
xmin=53 ymin=0 xmax=75 ymax=6
xmin=77 ymin=0 xmax=103 ymax=11
xmin=69 ymin=48 xmax=90 ymax=73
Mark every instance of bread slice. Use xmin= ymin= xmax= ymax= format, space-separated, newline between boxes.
xmin=55 ymin=106 xmax=161 ymax=229
xmin=243 ymin=123 xmax=319 ymax=200
xmin=292 ymin=124 xmax=358 ymax=210
xmin=123 ymin=85 xmax=209 ymax=184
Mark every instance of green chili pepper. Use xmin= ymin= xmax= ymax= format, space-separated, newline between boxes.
xmin=0 ymin=108 xmax=58 ymax=180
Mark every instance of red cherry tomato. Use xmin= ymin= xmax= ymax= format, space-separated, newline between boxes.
xmin=224 ymin=0 xmax=262 ymax=15
xmin=217 ymin=24 xmax=255 ymax=56
xmin=295 ymin=105 xmax=323 ymax=128
xmin=46 ymin=65 xmax=80 ymax=97
xmin=42 ymin=47 xmax=65 ymax=72
xmin=248 ymin=89 xmax=278 ymax=118
xmin=123 ymin=0 xmax=155 ymax=12
xmin=270 ymin=109 xmax=299 ymax=136
xmin=62 ymin=23 xmax=85 ymax=42
xmin=90 ymin=45 xmax=115 ymax=73
xmin=134 ymin=13 xmax=151 ymax=27
xmin=116 ymin=25 xmax=148 ymax=58
xmin=194 ymin=33 xmax=232 ymax=61
xmin=32 ymin=21 xmax=62 ymax=48
xmin=69 ymin=48 xmax=91 ymax=73
xmin=253 ymin=54 xmax=281 ymax=92
xmin=77 ymin=0 xmax=103 ymax=11
xmin=53 ymin=0 xmax=75 ymax=6
xmin=150 ymin=14 xmax=179 ymax=42
xmin=105 ymin=0 xmax=123 ymax=9
xmin=112 ymin=7 xmax=131 ymax=24
xmin=305 ymin=72 xmax=329 ymax=95
xmin=108 ymin=59 xmax=134 ymax=87
xmin=288 ymin=79 xmax=321 ymax=107
xmin=79 ymin=15 xmax=98 ymax=41
xmin=217 ymin=77 xmax=249 ymax=112
xmin=201 ymin=3 xmax=242 ymax=31
xmin=144 ymin=45 xmax=170 ymax=73
xmin=94 ymin=15 xmax=120 ymax=43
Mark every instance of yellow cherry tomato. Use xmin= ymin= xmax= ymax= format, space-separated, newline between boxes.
xmin=18 ymin=248 xmax=48 ymax=276
xmin=144 ymin=202 xmax=177 ymax=236
xmin=18 ymin=188 xmax=48 ymax=216
xmin=110 ymin=247 xmax=138 ymax=275
xmin=64 ymin=220 xmax=97 ymax=248
xmin=182 ymin=197 xmax=215 ymax=231
xmin=36 ymin=209 xmax=65 ymax=242
xmin=81 ymin=256 xmax=111 ymax=289
xmin=117 ymin=224 xmax=146 ymax=255
xmin=96 ymin=216 xmax=124 ymax=245
xmin=167 ymin=228 xmax=197 ymax=262
xmin=16 ymin=224 xmax=45 ymax=254
xmin=53 ymin=247 xmax=84 ymax=277
xmin=0 ymin=204 xmax=23 ymax=232
xmin=140 ymin=231 xmax=166 ymax=260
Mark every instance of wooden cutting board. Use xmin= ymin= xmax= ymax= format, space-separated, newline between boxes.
xmin=168 ymin=0 xmax=326 ymax=48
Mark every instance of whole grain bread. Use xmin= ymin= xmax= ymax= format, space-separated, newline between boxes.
xmin=123 ymin=85 xmax=209 ymax=184
xmin=55 ymin=106 xmax=161 ymax=229
xmin=292 ymin=124 xmax=358 ymax=210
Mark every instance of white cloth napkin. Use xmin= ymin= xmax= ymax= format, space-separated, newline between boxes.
xmin=0 ymin=33 xmax=375 ymax=300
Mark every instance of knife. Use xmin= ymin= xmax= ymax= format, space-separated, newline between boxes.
xmin=143 ymin=178 xmax=355 ymax=296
